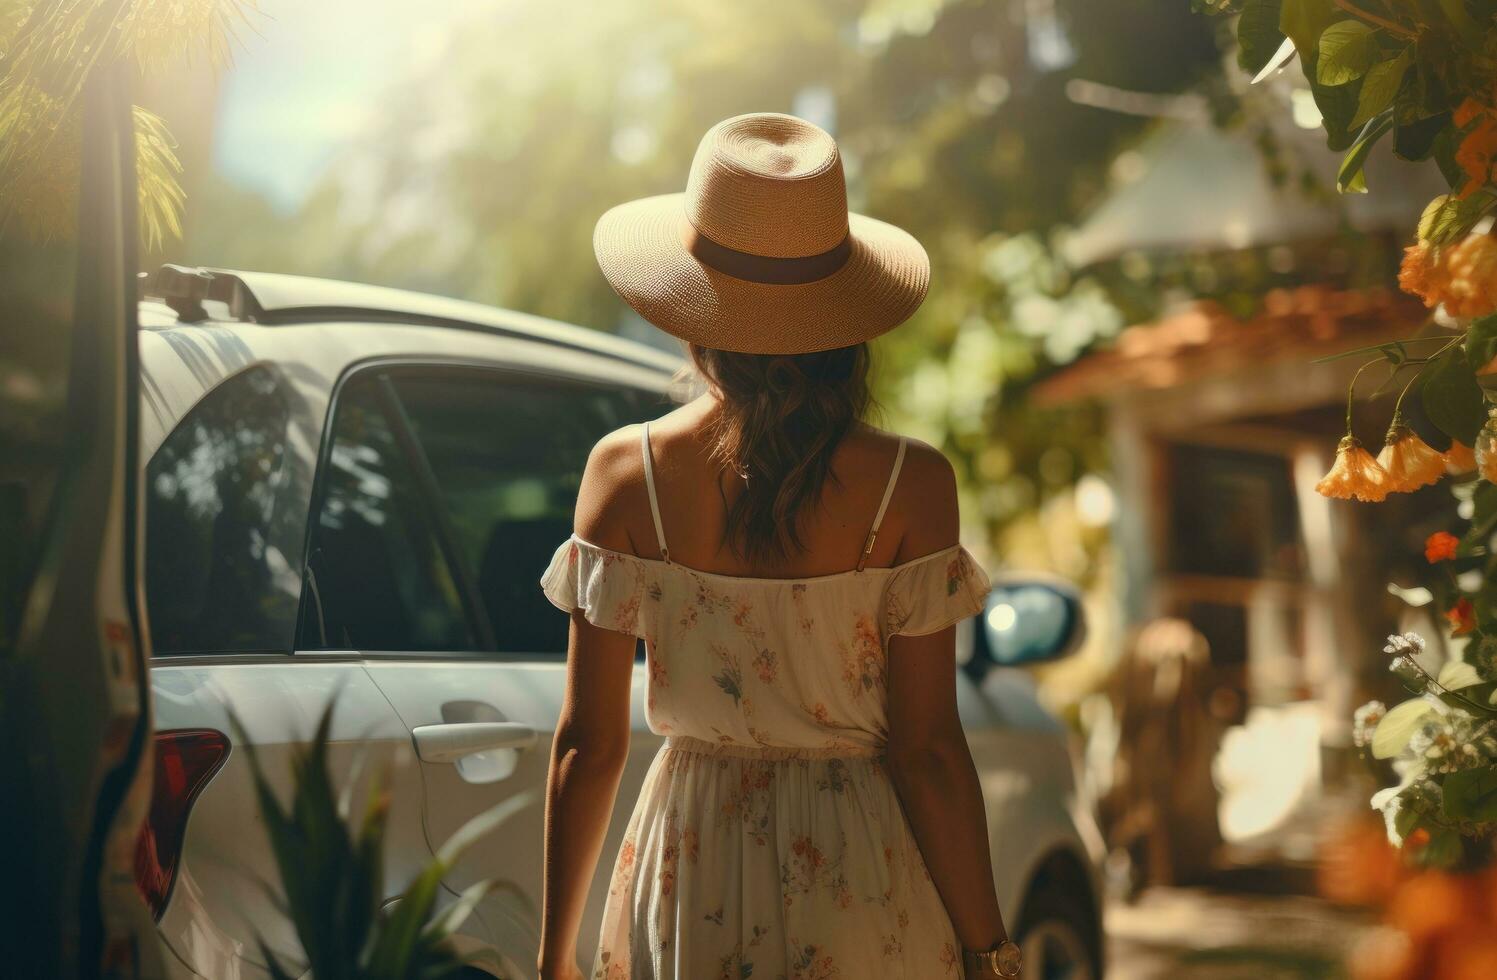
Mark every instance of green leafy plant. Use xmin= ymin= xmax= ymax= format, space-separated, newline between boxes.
xmin=0 ymin=0 xmax=256 ymax=247
xmin=1201 ymin=0 xmax=1497 ymax=211
xmin=1352 ymin=512 xmax=1497 ymax=870
xmin=1197 ymin=0 xmax=1497 ymax=873
xmin=231 ymin=699 xmax=500 ymax=980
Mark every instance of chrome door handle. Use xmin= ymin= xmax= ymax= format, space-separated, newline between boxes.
xmin=411 ymin=722 xmax=537 ymax=764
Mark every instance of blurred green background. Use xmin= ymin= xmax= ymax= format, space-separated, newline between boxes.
xmin=143 ymin=0 xmax=1228 ymax=587
xmin=123 ymin=0 xmax=1427 ymax=706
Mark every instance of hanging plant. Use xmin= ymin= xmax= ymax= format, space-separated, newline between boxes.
xmin=1196 ymin=0 xmax=1497 ymax=882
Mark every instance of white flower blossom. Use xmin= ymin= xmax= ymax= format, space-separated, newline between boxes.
xmin=1388 ymin=655 xmax=1426 ymax=690
xmin=1406 ymin=711 xmax=1497 ymax=774
xmin=1370 ymin=784 xmax=1405 ymax=843
xmin=1383 ymin=632 xmax=1426 ymax=657
xmin=1409 ymin=719 xmax=1462 ymax=772
xmin=1352 ymin=700 xmax=1386 ymax=748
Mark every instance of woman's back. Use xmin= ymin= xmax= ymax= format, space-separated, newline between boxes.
xmin=570 ymin=400 xmax=955 ymax=578
xmin=543 ymin=402 xmax=990 ymax=756
xmin=540 ymin=407 xmax=990 ymax=978
xmin=540 ymin=112 xmax=1016 ymax=980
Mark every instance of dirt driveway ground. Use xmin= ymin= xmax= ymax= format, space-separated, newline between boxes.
xmin=1106 ymin=885 xmax=1375 ymax=979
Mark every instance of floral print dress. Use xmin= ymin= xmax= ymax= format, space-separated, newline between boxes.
xmin=539 ymin=427 xmax=991 ymax=980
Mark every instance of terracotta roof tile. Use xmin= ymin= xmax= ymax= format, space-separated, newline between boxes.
xmin=1032 ymin=286 xmax=1426 ymax=406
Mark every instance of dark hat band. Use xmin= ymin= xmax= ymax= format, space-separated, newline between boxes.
xmin=680 ymin=218 xmax=852 ymax=285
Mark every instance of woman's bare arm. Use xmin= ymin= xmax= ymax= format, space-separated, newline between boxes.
xmin=538 ymin=614 xmax=636 ymax=979
xmin=887 ymin=628 xmax=1009 ymax=952
xmin=884 ymin=447 xmax=1009 ymax=955
xmin=539 ymin=431 xmax=645 ymax=979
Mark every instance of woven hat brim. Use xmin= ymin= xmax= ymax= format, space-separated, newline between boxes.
xmin=594 ymin=194 xmax=930 ymax=355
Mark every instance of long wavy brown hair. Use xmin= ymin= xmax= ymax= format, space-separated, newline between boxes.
xmin=688 ymin=342 xmax=872 ymax=565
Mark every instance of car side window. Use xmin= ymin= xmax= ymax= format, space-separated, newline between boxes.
xmin=147 ymin=365 xmax=304 ymax=655
xmin=299 ymin=376 xmax=474 ymax=652
xmin=388 ymin=371 xmax=658 ymax=655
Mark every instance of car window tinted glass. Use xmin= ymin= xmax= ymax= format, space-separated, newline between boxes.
xmin=300 ymin=377 xmax=473 ymax=652
xmin=390 ymin=372 xmax=658 ymax=655
xmin=147 ymin=365 xmax=305 ymax=654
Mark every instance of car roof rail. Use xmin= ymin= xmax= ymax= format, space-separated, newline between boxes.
xmin=139 ymin=265 xmax=681 ymax=373
xmin=143 ymin=265 xmax=264 ymax=322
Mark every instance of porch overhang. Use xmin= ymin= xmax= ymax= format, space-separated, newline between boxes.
xmin=1031 ymin=285 xmax=1427 ymax=434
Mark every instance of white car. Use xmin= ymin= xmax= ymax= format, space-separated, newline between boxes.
xmin=133 ymin=266 xmax=1104 ymax=979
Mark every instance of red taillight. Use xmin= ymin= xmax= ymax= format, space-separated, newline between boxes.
xmin=134 ymin=729 xmax=229 ymax=919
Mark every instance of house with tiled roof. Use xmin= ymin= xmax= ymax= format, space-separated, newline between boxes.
xmin=1041 ymin=117 xmax=1452 ymax=812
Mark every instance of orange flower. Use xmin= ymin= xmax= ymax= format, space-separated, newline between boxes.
xmin=1400 ymin=235 xmax=1497 ymax=316
xmin=1446 ymin=440 xmax=1477 ymax=474
xmin=1389 ymin=872 xmax=1479 ymax=942
xmin=1319 ymin=817 xmax=1404 ymax=907
xmin=1456 ymin=119 xmax=1497 ymax=198
xmin=1447 ymin=597 xmax=1476 ymax=636
xmin=1455 ymin=96 xmax=1488 ymax=129
xmin=1316 ymin=436 xmax=1392 ymax=502
xmin=1378 ymin=424 xmax=1447 ymax=492
xmin=1426 ymin=531 xmax=1460 ymax=563
xmin=1442 ymin=233 xmax=1497 ymax=315
xmin=1439 ymin=935 xmax=1497 ymax=980
xmin=1400 ymin=243 xmax=1450 ymax=308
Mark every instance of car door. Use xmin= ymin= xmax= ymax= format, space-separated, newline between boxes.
xmin=0 ymin=65 xmax=164 ymax=977
xmin=297 ymin=360 xmax=669 ymax=973
xmin=138 ymin=356 xmax=437 ymax=979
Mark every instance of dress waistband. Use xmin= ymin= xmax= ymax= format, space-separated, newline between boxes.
xmin=662 ymin=735 xmax=884 ymax=760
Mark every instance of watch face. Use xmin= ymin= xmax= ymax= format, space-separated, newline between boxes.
xmin=996 ymin=941 xmax=1023 ymax=976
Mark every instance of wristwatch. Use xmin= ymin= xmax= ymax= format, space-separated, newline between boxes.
xmin=963 ymin=939 xmax=1022 ymax=978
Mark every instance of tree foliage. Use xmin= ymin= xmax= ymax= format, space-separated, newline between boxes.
xmin=0 ymin=0 xmax=253 ymax=247
xmin=1203 ymin=0 xmax=1497 ymax=223
xmin=187 ymin=0 xmax=1222 ymax=568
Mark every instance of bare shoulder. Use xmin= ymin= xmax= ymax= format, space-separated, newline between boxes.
xmin=574 ymin=423 xmax=650 ymax=553
xmin=883 ymin=434 xmax=959 ymax=561
xmin=898 ymin=436 xmax=957 ymax=493
xmin=587 ymin=423 xmax=644 ymax=474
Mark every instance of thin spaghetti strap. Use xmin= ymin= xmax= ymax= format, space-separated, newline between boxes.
xmin=857 ymin=436 xmax=907 ymax=572
xmin=641 ymin=422 xmax=671 ymax=563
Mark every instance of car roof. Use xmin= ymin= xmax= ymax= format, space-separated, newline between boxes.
xmin=138 ymin=268 xmax=683 ymax=458
xmin=142 ymin=267 xmax=681 ymax=370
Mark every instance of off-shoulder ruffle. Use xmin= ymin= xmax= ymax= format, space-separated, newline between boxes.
xmin=540 ymin=537 xmax=655 ymax=639
xmin=882 ymin=545 xmax=991 ymax=637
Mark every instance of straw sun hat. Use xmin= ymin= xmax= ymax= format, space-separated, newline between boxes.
xmin=594 ymin=112 xmax=930 ymax=355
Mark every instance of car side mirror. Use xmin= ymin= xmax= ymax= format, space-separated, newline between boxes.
xmin=972 ymin=577 xmax=1086 ymax=676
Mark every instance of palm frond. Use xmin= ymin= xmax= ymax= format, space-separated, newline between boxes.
xmin=0 ymin=84 xmax=79 ymax=242
xmin=0 ymin=2 xmax=33 ymax=55
xmin=122 ymin=0 xmax=262 ymax=73
xmin=133 ymin=104 xmax=183 ymax=249
xmin=0 ymin=0 xmax=255 ymax=246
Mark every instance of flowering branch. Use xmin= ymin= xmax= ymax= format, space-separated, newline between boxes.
xmin=1406 ymin=661 xmax=1495 ymax=718
xmin=1388 ymin=636 xmax=1497 ymax=719
xmin=1310 ymin=323 xmax=1449 ymax=364
xmin=1346 ymin=358 xmax=1383 ymax=434
xmin=1391 ymin=333 xmax=1467 ymax=413
xmin=1331 ymin=0 xmax=1419 ymax=39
